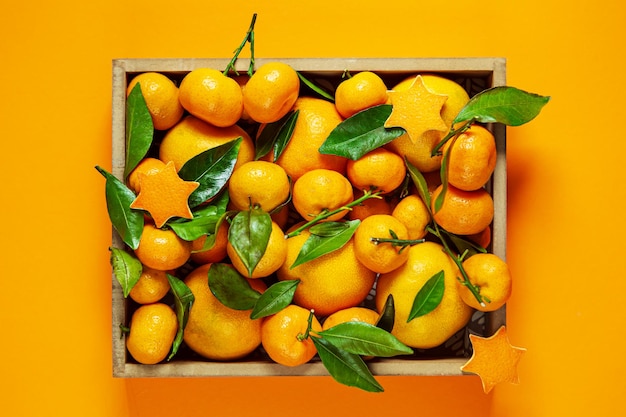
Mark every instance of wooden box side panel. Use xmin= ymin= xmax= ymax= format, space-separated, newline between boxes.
xmin=110 ymin=58 xmax=507 ymax=377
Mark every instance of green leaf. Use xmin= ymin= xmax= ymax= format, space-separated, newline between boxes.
xmin=208 ymin=263 xmax=262 ymax=310
xmin=405 ymin=159 xmax=431 ymax=210
xmin=109 ymin=247 xmax=142 ymax=298
xmin=440 ymin=229 xmax=488 ymax=256
xmin=309 ymin=221 xmax=353 ymax=237
xmin=166 ymin=274 xmax=194 ymax=361
xmin=312 ymin=336 xmax=383 ymax=393
xmin=433 ymin=145 xmax=452 ymax=214
xmin=453 ymin=86 xmax=550 ymax=127
xmin=291 ymin=219 xmax=360 ymax=269
xmin=376 ymin=294 xmax=395 ymax=333
xmin=227 ymin=207 xmax=273 ymax=277
xmin=178 ymin=137 xmax=242 ymax=208
xmin=319 ymin=105 xmax=405 ymax=160
xmin=169 ymin=214 xmax=220 ymax=241
xmin=96 ymin=166 xmax=144 ymax=250
xmin=212 ymin=188 xmax=231 ymax=213
xmin=408 ymin=270 xmax=445 ymax=321
xmin=255 ymin=110 xmax=299 ymax=162
xmin=250 ymin=280 xmax=300 ymax=320
xmin=318 ymin=321 xmax=413 ymax=357
xmin=297 ymin=72 xmax=334 ymax=101
xmin=124 ymin=83 xmax=154 ymax=179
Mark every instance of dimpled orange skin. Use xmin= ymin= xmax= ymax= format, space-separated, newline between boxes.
xmin=348 ymin=193 xmax=393 ymax=221
xmin=183 ymin=263 xmax=267 ymax=361
xmin=126 ymin=303 xmax=178 ymax=365
xmin=375 ymin=241 xmax=473 ymax=349
xmin=127 ymin=157 xmax=166 ymax=193
xmin=322 ymin=306 xmax=380 ymax=331
xmin=346 ymin=147 xmax=407 ymax=194
xmin=227 ymin=160 xmax=291 ymax=212
xmin=443 ymin=124 xmax=497 ymax=191
xmin=261 ymin=304 xmax=322 ymax=367
xmin=242 ymin=62 xmax=300 ymax=123
xmin=159 ymin=115 xmax=255 ymax=172
xmin=190 ymin=220 xmax=230 ymax=265
xmin=384 ymin=74 xmax=470 ymax=173
xmin=227 ymin=220 xmax=288 ymax=279
xmin=178 ymin=68 xmax=243 ymax=127
xmin=334 ymin=71 xmax=388 ymax=118
xmin=292 ymin=168 xmax=354 ymax=222
xmin=431 ymin=184 xmax=494 ymax=236
xmin=353 ymin=214 xmax=411 ymax=274
xmin=391 ymin=194 xmax=431 ymax=240
xmin=264 ymin=97 xmax=346 ymax=181
xmin=128 ymin=266 xmax=172 ymax=304
xmin=126 ymin=72 xmax=184 ymax=131
xmin=134 ymin=223 xmax=192 ymax=271
xmin=459 ymin=253 xmax=512 ymax=312
xmin=277 ymin=229 xmax=376 ymax=317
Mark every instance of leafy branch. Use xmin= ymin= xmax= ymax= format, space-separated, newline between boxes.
xmin=285 ymin=189 xmax=383 ymax=238
xmin=223 ymin=13 xmax=257 ymax=76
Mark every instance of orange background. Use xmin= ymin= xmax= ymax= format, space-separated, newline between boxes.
xmin=2 ymin=1 xmax=625 ymax=416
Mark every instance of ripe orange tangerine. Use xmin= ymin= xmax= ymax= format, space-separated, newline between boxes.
xmin=242 ymin=61 xmax=300 ymax=123
xmin=431 ymin=184 xmax=494 ymax=236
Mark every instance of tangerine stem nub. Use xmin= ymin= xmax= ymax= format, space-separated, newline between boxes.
xmin=297 ymin=309 xmax=316 ymax=341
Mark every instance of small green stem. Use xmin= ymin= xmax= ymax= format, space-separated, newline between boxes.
xmin=430 ymin=119 xmax=474 ymax=157
xmin=285 ymin=190 xmax=383 ymax=238
xmin=426 ymin=225 xmax=487 ymax=307
xmin=370 ymin=236 xmax=425 ymax=248
xmin=223 ymin=13 xmax=257 ymax=76
xmin=297 ymin=309 xmax=316 ymax=341
xmin=119 ymin=324 xmax=130 ymax=338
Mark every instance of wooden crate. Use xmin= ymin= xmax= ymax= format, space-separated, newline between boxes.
xmin=111 ymin=57 xmax=507 ymax=377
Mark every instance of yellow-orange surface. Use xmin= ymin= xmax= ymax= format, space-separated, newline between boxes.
xmin=2 ymin=1 xmax=625 ymax=416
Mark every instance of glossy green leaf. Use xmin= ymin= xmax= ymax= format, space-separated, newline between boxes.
xmin=376 ymin=294 xmax=395 ymax=333
xmin=178 ymin=137 xmax=242 ymax=208
xmin=227 ymin=207 xmax=273 ymax=277
xmin=408 ymin=270 xmax=445 ymax=321
xmin=291 ymin=219 xmax=360 ymax=269
xmin=318 ymin=321 xmax=413 ymax=357
xmin=208 ymin=263 xmax=261 ymax=310
xmin=453 ymin=86 xmax=550 ymax=126
xmin=96 ymin=166 xmax=144 ymax=250
xmin=309 ymin=221 xmax=353 ymax=237
xmin=166 ymin=274 xmax=194 ymax=361
xmin=433 ymin=145 xmax=452 ymax=214
xmin=250 ymin=280 xmax=300 ymax=320
xmin=312 ymin=336 xmax=383 ymax=393
xmin=441 ymin=229 xmax=488 ymax=256
xmin=405 ymin=159 xmax=432 ymax=210
xmin=297 ymin=72 xmax=334 ymax=101
xmin=212 ymin=188 xmax=231 ymax=213
xmin=124 ymin=83 xmax=154 ymax=179
xmin=169 ymin=214 xmax=220 ymax=241
xmin=109 ymin=247 xmax=142 ymax=298
xmin=319 ymin=105 xmax=405 ymax=160
xmin=191 ymin=213 xmax=230 ymax=253
xmin=255 ymin=110 xmax=299 ymax=162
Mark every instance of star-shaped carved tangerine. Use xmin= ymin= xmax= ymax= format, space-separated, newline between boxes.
xmin=461 ymin=325 xmax=526 ymax=394
xmin=384 ymin=75 xmax=449 ymax=144
xmin=130 ymin=160 xmax=199 ymax=228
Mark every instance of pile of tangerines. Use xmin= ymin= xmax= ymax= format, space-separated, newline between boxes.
xmin=114 ymin=62 xmax=512 ymax=375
